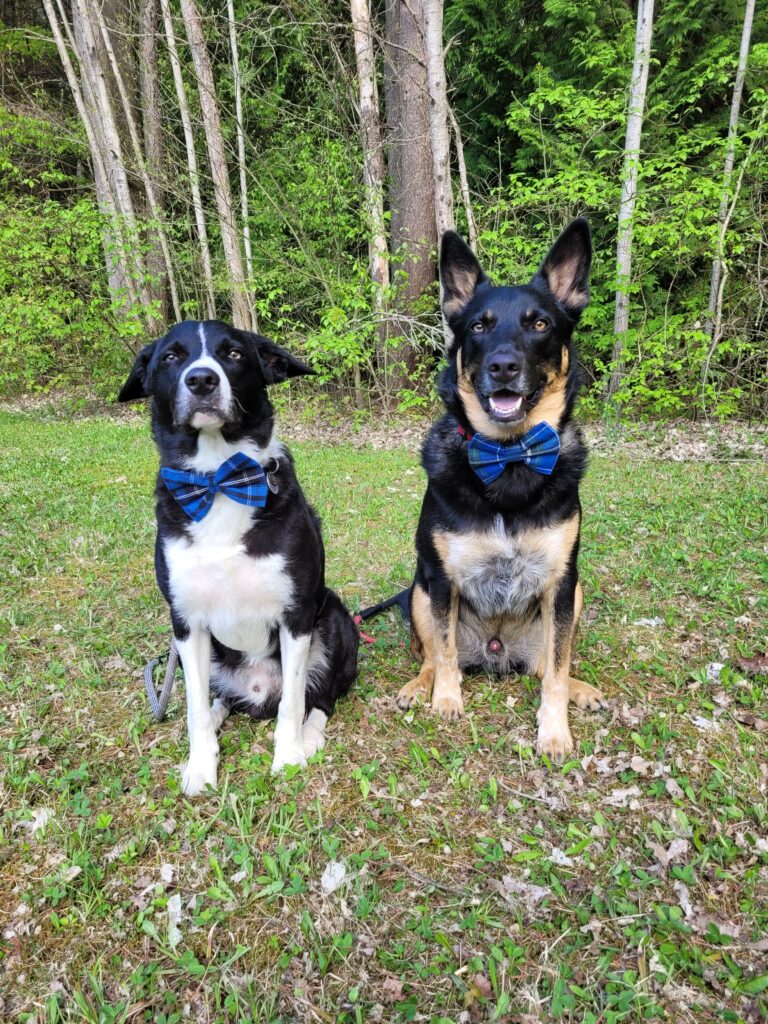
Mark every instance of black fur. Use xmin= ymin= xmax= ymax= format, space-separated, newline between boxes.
xmin=120 ymin=319 xmax=358 ymax=726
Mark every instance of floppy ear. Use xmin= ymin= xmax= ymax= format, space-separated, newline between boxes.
xmin=531 ymin=218 xmax=592 ymax=320
xmin=236 ymin=330 xmax=314 ymax=385
xmin=117 ymin=340 xmax=158 ymax=401
xmin=440 ymin=230 xmax=488 ymax=318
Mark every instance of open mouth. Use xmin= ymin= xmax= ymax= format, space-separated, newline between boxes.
xmin=488 ymin=390 xmax=525 ymax=421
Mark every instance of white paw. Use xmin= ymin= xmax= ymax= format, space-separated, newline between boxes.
xmin=271 ymin=740 xmax=307 ymax=774
xmin=182 ymin=752 xmax=218 ymax=796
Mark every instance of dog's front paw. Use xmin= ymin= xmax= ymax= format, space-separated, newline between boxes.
xmin=432 ymin=686 xmax=464 ymax=721
xmin=568 ymin=678 xmax=608 ymax=711
xmin=271 ymin=741 xmax=308 ymax=774
xmin=302 ymin=709 xmax=327 ymax=758
xmin=536 ymin=711 xmax=574 ymax=761
xmin=182 ymin=752 xmax=218 ymax=796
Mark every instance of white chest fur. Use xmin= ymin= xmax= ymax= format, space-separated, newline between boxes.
xmin=163 ymin=428 xmax=292 ymax=654
xmin=434 ymin=515 xmax=577 ymax=619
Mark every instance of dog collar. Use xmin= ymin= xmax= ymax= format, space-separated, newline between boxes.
xmin=161 ymin=451 xmax=277 ymax=521
xmin=456 ymin=422 xmax=560 ymax=483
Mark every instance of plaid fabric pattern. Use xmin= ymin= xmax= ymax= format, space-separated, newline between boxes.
xmin=465 ymin=421 xmax=560 ymax=484
xmin=160 ymin=451 xmax=269 ymax=521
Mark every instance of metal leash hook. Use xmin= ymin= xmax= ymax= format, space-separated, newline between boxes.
xmin=144 ymin=639 xmax=180 ymax=721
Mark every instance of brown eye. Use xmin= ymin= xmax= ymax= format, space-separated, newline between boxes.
xmin=228 ymin=348 xmax=243 ymax=360
xmin=533 ymin=318 xmax=548 ymax=331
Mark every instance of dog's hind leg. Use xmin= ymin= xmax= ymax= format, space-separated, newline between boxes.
xmin=302 ymin=708 xmax=327 ymax=758
xmin=567 ymin=584 xmax=606 ymax=710
xmin=398 ymin=584 xmax=436 ymax=709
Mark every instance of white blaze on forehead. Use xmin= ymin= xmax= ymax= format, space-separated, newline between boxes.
xmin=197 ymin=322 xmax=209 ymax=358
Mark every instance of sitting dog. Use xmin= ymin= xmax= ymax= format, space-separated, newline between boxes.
xmin=119 ymin=320 xmax=358 ymax=795
xmin=396 ymin=220 xmax=606 ymax=759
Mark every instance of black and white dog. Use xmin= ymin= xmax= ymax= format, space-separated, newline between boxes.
xmin=119 ymin=320 xmax=358 ymax=795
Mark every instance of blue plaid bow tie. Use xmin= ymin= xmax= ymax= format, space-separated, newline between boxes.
xmin=463 ymin=421 xmax=560 ymax=484
xmin=161 ymin=452 xmax=269 ymax=521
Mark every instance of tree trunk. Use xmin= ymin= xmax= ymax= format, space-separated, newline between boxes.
xmin=139 ymin=0 xmax=170 ymax=322
xmin=705 ymin=0 xmax=756 ymax=344
xmin=49 ymin=0 xmax=156 ymax=331
xmin=449 ymin=106 xmax=477 ymax=250
xmin=226 ymin=0 xmax=257 ymax=330
xmin=350 ymin=0 xmax=389 ymax=368
xmin=422 ymin=0 xmax=453 ymax=239
xmin=160 ymin=0 xmax=216 ymax=320
xmin=607 ymin=0 xmax=655 ymax=402
xmin=91 ymin=0 xmax=181 ymax=322
xmin=180 ymin=0 xmax=252 ymax=330
xmin=383 ymin=0 xmax=436 ymax=381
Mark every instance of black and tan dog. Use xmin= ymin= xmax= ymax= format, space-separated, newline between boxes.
xmin=396 ymin=220 xmax=606 ymax=759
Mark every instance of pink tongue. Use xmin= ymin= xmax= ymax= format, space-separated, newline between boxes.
xmin=490 ymin=393 xmax=523 ymax=417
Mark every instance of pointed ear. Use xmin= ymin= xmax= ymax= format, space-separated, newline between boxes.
xmin=236 ymin=330 xmax=314 ymax=385
xmin=117 ymin=340 xmax=158 ymax=401
xmin=532 ymin=218 xmax=592 ymax=320
xmin=440 ymin=230 xmax=488 ymax=318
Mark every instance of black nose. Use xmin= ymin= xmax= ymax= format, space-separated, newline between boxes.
xmin=185 ymin=368 xmax=219 ymax=396
xmin=487 ymin=351 xmax=521 ymax=384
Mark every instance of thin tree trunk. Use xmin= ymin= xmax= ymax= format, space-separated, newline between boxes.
xmin=383 ymin=0 xmax=436 ymax=383
xmin=449 ymin=106 xmax=477 ymax=250
xmin=607 ymin=0 xmax=655 ymax=402
xmin=422 ymin=0 xmax=453 ymax=238
xmin=139 ymin=0 xmax=170 ymax=322
xmin=226 ymin=0 xmax=256 ymax=330
xmin=180 ymin=0 xmax=251 ymax=330
xmin=160 ymin=0 xmax=216 ymax=320
xmin=92 ymin=0 xmax=182 ymax=323
xmin=47 ymin=0 xmax=155 ymax=328
xmin=705 ymin=0 xmax=756 ymax=344
xmin=350 ymin=0 xmax=389 ymax=374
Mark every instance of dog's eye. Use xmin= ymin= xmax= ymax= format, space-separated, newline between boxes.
xmin=471 ymin=321 xmax=485 ymax=333
xmin=228 ymin=348 xmax=243 ymax=361
xmin=162 ymin=351 xmax=178 ymax=363
xmin=533 ymin=318 xmax=549 ymax=331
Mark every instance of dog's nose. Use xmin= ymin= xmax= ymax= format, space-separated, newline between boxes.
xmin=185 ymin=368 xmax=220 ymax=396
xmin=487 ymin=351 xmax=521 ymax=384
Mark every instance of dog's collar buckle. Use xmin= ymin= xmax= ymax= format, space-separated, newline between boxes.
xmin=264 ymin=456 xmax=280 ymax=494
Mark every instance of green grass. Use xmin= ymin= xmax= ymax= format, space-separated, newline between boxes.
xmin=1 ymin=408 xmax=767 ymax=1024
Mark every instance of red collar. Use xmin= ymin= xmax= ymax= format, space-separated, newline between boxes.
xmin=456 ymin=424 xmax=475 ymax=442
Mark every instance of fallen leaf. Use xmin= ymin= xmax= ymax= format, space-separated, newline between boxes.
xmin=673 ymin=879 xmax=693 ymax=917
xmin=471 ymin=974 xmax=492 ymax=999
xmin=732 ymin=710 xmax=768 ymax=732
xmin=630 ymin=755 xmax=654 ymax=775
xmin=705 ymin=663 xmax=725 ymax=683
xmin=381 ymin=976 xmax=403 ymax=1003
xmin=606 ymin=785 xmax=641 ymax=807
xmin=320 ymin=860 xmax=346 ymax=895
xmin=664 ymin=777 xmax=685 ymax=799
xmin=735 ymin=652 xmax=768 ymax=676
xmin=167 ymin=892 xmax=182 ymax=948
xmin=633 ymin=617 xmax=664 ymax=628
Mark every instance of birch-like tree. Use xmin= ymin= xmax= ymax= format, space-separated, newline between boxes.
xmin=180 ymin=0 xmax=253 ymax=330
xmin=607 ymin=0 xmax=655 ymax=402
xmin=350 ymin=0 xmax=389 ymax=345
xmin=704 ymin=0 xmax=757 ymax=353
xmin=159 ymin=0 xmax=216 ymax=319
xmin=422 ymin=0 xmax=453 ymax=239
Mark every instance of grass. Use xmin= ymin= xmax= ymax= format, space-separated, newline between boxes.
xmin=0 ymin=407 xmax=767 ymax=1024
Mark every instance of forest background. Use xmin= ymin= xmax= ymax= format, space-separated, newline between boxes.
xmin=1 ymin=0 xmax=766 ymax=421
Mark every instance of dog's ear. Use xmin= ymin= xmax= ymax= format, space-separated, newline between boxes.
xmin=440 ymin=230 xmax=488 ymax=318
xmin=532 ymin=218 xmax=592 ymax=320
xmin=236 ymin=330 xmax=314 ymax=385
xmin=117 ymin=340 xmax=158 ymax=401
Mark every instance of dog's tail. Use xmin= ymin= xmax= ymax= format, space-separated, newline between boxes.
xmin=354 ymin=586 xmax=412 ymax=627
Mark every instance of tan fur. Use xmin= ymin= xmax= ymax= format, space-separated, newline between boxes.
xmin=546 ymin=258 xmax=589 ymax=312
xmin=409 ymin=513 xmax=605 ymax=754
xmin=456 ymin=347 xmax=567 ymax=440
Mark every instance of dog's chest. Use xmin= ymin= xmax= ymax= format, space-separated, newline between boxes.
xmin=164 ymin=495 xmax=292 ymax=654
xmin=434 ymin=516 xmax=576 ymax=618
